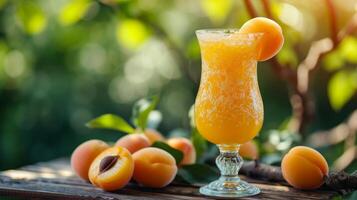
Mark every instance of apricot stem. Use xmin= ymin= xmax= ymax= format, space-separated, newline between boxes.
xmin=99 ymin=155 xmax=119 ymax=174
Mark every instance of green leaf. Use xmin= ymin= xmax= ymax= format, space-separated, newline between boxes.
xmin=177 ymin=164 xmax=219 ymax=184
xmin=86 ymin=114 xmax=135 ymax=134
xmin=328 ymin=70 xmax=357 ymax=111
xmin=191 ymin=128 xmax=207 ymax=159
xmin=278 ymin=117 xmax=292 ymax=131
xmin=151 ymin=141 xmax=183 ymax=164
xmin=322 ymin=50 xmax=344 ymax=72
xmin=345 ymin=190 xmax=357 ymax=200
xmin=132 ymin=96 xmax=159 ymax=131
xmin=339 ymin=36 xmax=357 ymax=63
xmin=185 ymin=39 xmax=200 ymax=59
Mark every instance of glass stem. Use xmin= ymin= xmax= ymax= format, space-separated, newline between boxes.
xmin=216 ymin=144 xmax=242 ymax=179
xmin=199 ymin=143 xmax=260 ymax=197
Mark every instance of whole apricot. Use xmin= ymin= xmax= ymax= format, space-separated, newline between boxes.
xmin=89 ymin=146 xmax=134 ymax=191
xmin=71 ymin=139 xmax=109 ymax=181
xmin=239 ymin=17 xmax=284 ymax=61
xmin=281 ymin=146 xmax=329 ymax=190
xmin=167 ymin=137 xmax=196 ymax=165
xmin=132 ymin=147 xmax=177 ymax=188
xmin=141 ymin=129 xmax=165 ymax=144
xmin=239 ymin=141 xmax=259 ymax=160
xmin=115 ymin=133 xmax=151 ymax=154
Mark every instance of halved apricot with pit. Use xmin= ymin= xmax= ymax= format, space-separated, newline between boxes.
xmin=89 ymin=146 xmax=134 ymax=191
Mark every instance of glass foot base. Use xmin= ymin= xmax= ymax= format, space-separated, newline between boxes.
xmin=199 ymin=177 xmax=260 ymax=198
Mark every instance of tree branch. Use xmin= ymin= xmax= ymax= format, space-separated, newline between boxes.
xmin=333 ymin=146 xmax=357 ymax=171
xmin=254 ymin=0 xmax=357 ymax=134
xmin=297 ymin=38 xmax=333 ymax=93
xmin=244 ymin=0 xmax=312 ymax=134
xmin=308 ymin=123 xmax=351 ymax=147
xmin=325 ymin=171 xmax=357 ymax=194
xmin=325 ymin=0 xmax=339 ymax=45
xmin=243 ymin=0 xmax=296 ymax=87
xmin=243 ymin=0 xmax=258 ymax=18
xmin=308 ymin=110 xmax=357 ymax=171
xmin=241 ymin=161 xmax=357 ymax=193
xmin=241 ymin=161 xmax=284 ymax=182
xmin=339 ymin=13 xmax=357 ymax=40
xmin=262 ymin=0 xmax=273 ymax=18
xmin=308 ymin=110 xmax=357 ymax=146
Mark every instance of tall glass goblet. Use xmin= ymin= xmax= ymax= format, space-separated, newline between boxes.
xmin=195 ymin=29 xmax=263 ymax=197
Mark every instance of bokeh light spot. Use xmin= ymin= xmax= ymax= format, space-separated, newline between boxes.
xmin=116 ymin=19 xmax=150 ymax=50
xmin=279 ymin=3 xmax=303 ymax=33
xmin=4 ymin=50 xmax=26 ymax=78
xmin=79 ymin=43 xmax=107 ymax=73
xmin=16 ymin=1 xmax=47 ymax=34
xmin=200 ymin=0 xmax=232 ymax=24
xmin=59 ymin=0 xmax=91 ymax=26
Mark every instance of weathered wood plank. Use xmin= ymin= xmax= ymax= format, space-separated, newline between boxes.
xmin=0 ymin=175 xmax=205 ymax=200
xmin=0 ymin=171 xmax=335 ymax=200
xmin=0 ymin=158 xmax=338 ymax=199
xmin=20 ymin=158 xmax=290 ymax=186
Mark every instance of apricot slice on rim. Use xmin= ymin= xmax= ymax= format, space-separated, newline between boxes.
xmin=239 ymin=17 xmax=284 ymax=61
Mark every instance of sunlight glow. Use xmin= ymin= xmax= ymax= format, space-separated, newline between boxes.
xmin=4 ymin=50 xmax=26 ymax=78
xmin=16 ymin=2 xmax=47 ymax=34
xmin=80 ymin=43 xmax=107 ymax=73
xmin=59 ymin=0 xmax=91 ymax=26
xmin=109 ymin=77 xmax=149 ymax=103
xmin=200 ymin=0 xmax=232 ymax=24
xmin=116 ymin=19 xmax=150 ymax=50
xmin=279 ymin=3 xmax=304 ymax=32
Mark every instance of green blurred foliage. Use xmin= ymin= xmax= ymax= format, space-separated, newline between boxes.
xmin=116 ymin=19 xmax=151 ymax=50
xmin=0 ymin=0 xmax=356 ymax=176
xmin=328 ymin=70 xmax=357 ymax=111
xmin=59 ymin=0 xmax=91 ymax=26
xmin=16 ymin=1 xmax=47 ymax=34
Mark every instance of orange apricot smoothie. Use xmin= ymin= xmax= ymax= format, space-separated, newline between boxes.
xmin=195 ymin=30 xmax=264 ymax=145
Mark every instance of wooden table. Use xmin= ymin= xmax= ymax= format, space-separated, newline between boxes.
xmin=0 ymin=158 xmax=337 ymax=199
